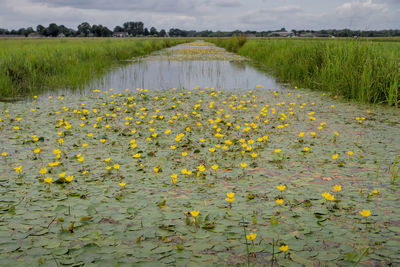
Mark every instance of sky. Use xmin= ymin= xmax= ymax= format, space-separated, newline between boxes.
xmin=0 ymin=0 xmax=399 ymax=31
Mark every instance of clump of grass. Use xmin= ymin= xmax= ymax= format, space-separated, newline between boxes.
xmin=390 ymin=156 xmax=400 ymax=184
xmin=0 ymin=38 xmax=187 ymax=98
xmin=214 ymin=34 xmax=247 ymax=53
xmin=210 ymin=38 xmax=400 ymax=106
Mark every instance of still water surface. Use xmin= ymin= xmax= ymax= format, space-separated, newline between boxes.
xmin=82 ymin=41 xmax=281 ymax=93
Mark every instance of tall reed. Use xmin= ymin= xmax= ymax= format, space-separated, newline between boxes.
xmin=0 ymin=38 xmax=186 ymax=98
xmin=211 ymin=38 xmax=400 ymax=106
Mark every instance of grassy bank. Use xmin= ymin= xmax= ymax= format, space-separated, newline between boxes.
xmin=210 ymin=38 xmax=400 ymax=106
xmin=0 ymin=38 xmax=187 ymax=98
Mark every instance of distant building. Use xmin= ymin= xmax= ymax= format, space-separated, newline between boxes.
xmin=27 ymin=32 xmax=43 ymax=38
xmin=299 ymin=33 xmax=315 ymax=38
xmin=268 ymin=31 xmax=294 ymax=37
xmin=112 ymin=32 xmax=129 ymax=38
xmin=57 ymin=33 xmax=66 ymax=38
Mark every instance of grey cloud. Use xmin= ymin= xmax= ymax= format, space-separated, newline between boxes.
xmin=211 ymin=0 xmax=242 ymax=8
xmin=29 ymin=0 xmax=241 ymax=12
xmin=30 ymin=0 xmax=202 ymax=12
xmin=1 ymin=0 xmax=399 ymax=30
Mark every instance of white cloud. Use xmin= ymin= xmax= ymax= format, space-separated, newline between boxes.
xmin=336 ymin=0 xmax=388 ymax=17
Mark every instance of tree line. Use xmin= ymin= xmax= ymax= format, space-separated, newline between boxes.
xmin=0 ymin=22 xmax=167 ymax=37
xmin=0 ymin=22 xmax=399 ymax=37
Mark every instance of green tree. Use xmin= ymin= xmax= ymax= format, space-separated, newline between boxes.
xmin=77 ymin=22 xmax=91 ymax=37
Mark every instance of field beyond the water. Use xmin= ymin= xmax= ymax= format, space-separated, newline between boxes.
xmin=0 ymin=38 xmax=187 ymax=99
xmin=1 ymin=85 xmax=400 ymax=265
xmin=210 ymin=37 xmax=400 ymax=106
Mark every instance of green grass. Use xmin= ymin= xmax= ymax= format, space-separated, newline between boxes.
xmin=210 ymin=38 xmax=400 ymax=106
xmin=0 ymin=38 xmax=187 ymax=98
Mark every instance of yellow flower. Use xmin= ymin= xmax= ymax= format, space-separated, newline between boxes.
xmin=373 ymin=189 xmax=379 ymax=195
xmin=279 ymin=245 xmax=289 ymax=252
xmin=100 ymin=139 xmax=106 ymax=143
xmin=171 ymin=177 xmax=177 ymax=184
xmin=246 ymin=232 xmax=257 ymax=241
xmin=303 ymin=147 xmax=310 ymax=152
xmin=274 ymin=149 xmax=281 ymax=154
xmin=347 ymin=151 xmax=354 ymax=156
xmin=39 ymin=168 xmax=47 ymax=175
xmin=1 ymin=152 xmax=7 ymax=157
xmin=106 ymin=166 xmax=112 ymax=171
xmin=154 ymin=167 xmax=159 ymax=173
xmin=209 ymin=148 xmax=215 ymax=152
xmin=59 ymin=172 xmax=66 ymax=178
xmin=77 ymin=157 xmax=84 ymax=162
xmin=119 ymin=182 xmax=126 ymax=188
xmin=198 ymin=165 xmax=205 ymax=172
xmin=65 ymin=176 xmax=74 ymax=182
xmin=360 ymin=209 xmax=371 ymax=217
xmin=332 ymin=154 xmax=338 ymax=160
xmin=165 ymin=129 xmax=171 ymax=135
xmin=226 ymin=197 xmax=235 ymax=203
xmin=227 ymin=192 xmax=235 ymax=198
xmin=170 ymin=145 xmax=176 ymax=150
xmin=33 ymin=148 xmax=41 ymax=154
xmin=275 ymin=199 xmax=284 ymax=205
xmin=322 ymin=192 xmax=335 ymax=201
xmin=211 ymin=164 xmax=219 ymax=170
xmin=113 ymin=164 xmax=120 ymax=170
xmin=299 ymin=132 xmax=305 ymax=138
xmin=251 ymin=152 xmax=258 ymax=158
xmin=277 ymin=185 xmax=286 ymax=191
xmin=333 ymin=185 xmax=342 ymax=192
xmin=44 ymin=177 xmax=53 ymax=184
xmin=14 ymin=166 xmax=22 ymax=174
xmin=133 ymin=153 xmax=141 ymax=158
xmin=181 ymin=152 xmax=188 ymax=157
xmin=104 ymin=158 xmax=111 ymax=162
xmin=58 ymin=138 xmax=64 ymax=145
xmin=190 ymin=210 xmax=200 ymax=218
xmin=240 ymin=162 xmax=247 ymax=168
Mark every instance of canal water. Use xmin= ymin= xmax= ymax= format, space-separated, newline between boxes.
xmin=83 ymin=41 xmax=281 ymax=93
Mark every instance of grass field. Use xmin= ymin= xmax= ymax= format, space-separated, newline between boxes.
xmin=210 ymin=37 xmax=400 ymax=106
xmin=0 ymin=38 xmax=186 ymax=99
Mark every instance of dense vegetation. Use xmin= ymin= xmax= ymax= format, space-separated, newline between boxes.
xmin=0 ymin=38 xmax=186 ymax=98
xmin=211 ymin=37 xmax=400 ymax=106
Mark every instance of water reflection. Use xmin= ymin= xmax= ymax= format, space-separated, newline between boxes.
xmin=87 ymin=58 xmax=280 ymax=93
xmin=33 ymin=42 xmax=281 ymax=101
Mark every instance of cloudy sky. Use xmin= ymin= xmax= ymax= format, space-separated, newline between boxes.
xmin=0 ymin=0 xmax=399 ymax=31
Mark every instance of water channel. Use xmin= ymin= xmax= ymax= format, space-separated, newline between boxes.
xmin=83 ymin=41 xmax=281 ymax=94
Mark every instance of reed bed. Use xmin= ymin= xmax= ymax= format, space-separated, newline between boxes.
xmin=211 ymin=37 xmax=400 ymax=106
xmin=0 ymin=38 xmax=186 ymax=98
